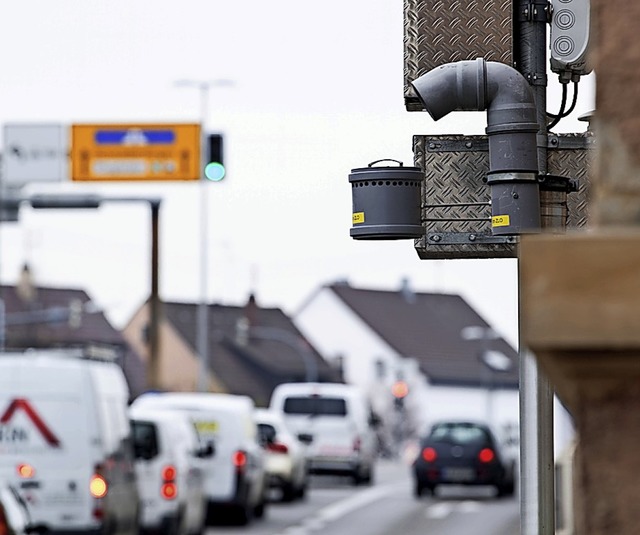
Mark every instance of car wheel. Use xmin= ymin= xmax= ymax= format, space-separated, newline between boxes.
xmin=253 ymin=498 xmax=266 ymax=519
xmin=281 ymin=482 xmax=296 ymax=502
xmin=497 ymin=478 xmax=515 ymax=498
xmin=235 ymin=502 xmax=254 ymax=526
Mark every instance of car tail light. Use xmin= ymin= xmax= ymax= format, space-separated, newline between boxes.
xmin=422 ymin=447 xmax=437 ymax=462
xmin=161 ymin=482 xmax=177 ymax=500
xmin=17 ymin=463 xmax=35 ymax=478
xmin=233 ymin=450 xmax=247 ymax=471
xmin=267 ymin=442 xmax=289 ymax=454
xmin=161 ymin=465 xmax=177 ymax=482
xmin=479 ymin=448 xmax=495 ymax=463
xmin=161 ymin=465 xmax=178 ymax=500
xmin=1 ymin=505 xmax=9 ymax=535
xmin=90 ymin=463 xmax=108 ymax=520
xmin=353 ymin=436 xmax=362 ymax=452
xmin=90 ymin=473 xmax=108 ymax=499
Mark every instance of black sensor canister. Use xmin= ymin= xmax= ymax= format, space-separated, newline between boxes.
xmin=349 ymin=159 xmax=423 ymax=240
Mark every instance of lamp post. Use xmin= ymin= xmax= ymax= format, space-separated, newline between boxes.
xmin=461 ymin=325 xmax=511 ymax=428
xmin=246 ymin=325 xmax=318 ymax=383
xmin=174 ymin=79 xmax=234 ymax=392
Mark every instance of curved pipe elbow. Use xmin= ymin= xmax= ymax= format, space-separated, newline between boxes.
xmin=410 ymin=58 xmax=540 ymax=173
xmin=410 ymin=58 xmax=537 ymax=126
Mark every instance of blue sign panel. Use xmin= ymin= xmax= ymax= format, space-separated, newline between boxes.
xmin=95 ymin=130 xmax=176 ymax=145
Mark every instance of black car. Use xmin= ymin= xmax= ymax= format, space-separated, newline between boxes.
xmin=412 ymin=421 xmax=516 ymax=497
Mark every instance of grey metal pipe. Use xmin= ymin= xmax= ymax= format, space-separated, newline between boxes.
xmin=411 ymin=58 xmax=542 ymax=234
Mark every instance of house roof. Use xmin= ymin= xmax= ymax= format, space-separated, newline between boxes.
xmin=162 ymin=297 xmax=341 ymax=407
xmin=328 ymin=282 xmax=519 ymax=388
xmin=0 ymin=284 xmax=148 ymax=399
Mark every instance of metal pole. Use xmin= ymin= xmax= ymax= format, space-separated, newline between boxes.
xmin=516 ymin=1 xmax=555 ymax=532
xmin=148 ymin=201 xmax=161 ymax=390
xmin=197 ymin=83 xmax=210 ymax=393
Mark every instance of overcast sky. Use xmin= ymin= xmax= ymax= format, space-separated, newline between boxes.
xmin=0 ymin=0 xmax=595 ymax=347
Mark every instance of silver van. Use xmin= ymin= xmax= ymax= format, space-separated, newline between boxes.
xmin=0 ymin=349 xmax=139 ymax=535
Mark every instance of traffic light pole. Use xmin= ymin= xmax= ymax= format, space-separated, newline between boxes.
xmin=515 ymin=1 xmax=555 ymax=533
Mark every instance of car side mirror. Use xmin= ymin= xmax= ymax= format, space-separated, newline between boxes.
xmin=297 ymin=433 xmax=313 ymax=445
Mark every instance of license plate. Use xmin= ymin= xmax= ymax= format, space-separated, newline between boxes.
xmin=442 ymin=467 xmax=475 ymax=482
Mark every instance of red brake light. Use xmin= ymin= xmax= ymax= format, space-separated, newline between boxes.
xmin=161 ymin=465 xmax=177 ymax=481
xmin=17 ymin=463 xmax=35 ymax=478
xmin=1 ymin=505 xmax=9 ymax=535
xmin=90 ymin=474 xmax=108 ymax=499
xmin=479 ymin=448 xmax=495 ymax=463
xmin=233 ymin=450 xmax=247 ymax=468
xmin=161 ymin=482 xmax=178 ymax=500
xmin=268 ymin=442 xmax=289 ymax=454
xmin=422 ymin=447 xmax=437 ymax=462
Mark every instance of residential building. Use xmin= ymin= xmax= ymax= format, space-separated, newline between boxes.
xmin=123 ymin=294 xmax=340 ymax=407
xmin=293 ymin=280 xmax=521 ymax=448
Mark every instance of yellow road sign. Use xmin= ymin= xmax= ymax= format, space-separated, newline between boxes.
xmin=71 ymin=123 xmax=201 ymax=181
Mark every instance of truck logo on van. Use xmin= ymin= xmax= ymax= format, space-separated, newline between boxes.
xmin=0 ymin=398 xmax=61 ymax=447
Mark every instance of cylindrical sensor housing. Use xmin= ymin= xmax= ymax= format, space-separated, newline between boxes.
xmin=349 ymin=160 xmax=423 ymax=240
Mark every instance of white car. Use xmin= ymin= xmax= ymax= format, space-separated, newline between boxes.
xmin=131 ymin=393 xmax=268 ymax=526
xmin=254 ymin=409 xmax=308 ymax=502
xmin=130 ymin=407 xmax=209 ymax=535
xmin=269 ymin=383 xmax=378 ymax=485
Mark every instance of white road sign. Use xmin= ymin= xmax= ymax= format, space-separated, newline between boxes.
xmin=2 ymin=124 xmax=68 ymax=186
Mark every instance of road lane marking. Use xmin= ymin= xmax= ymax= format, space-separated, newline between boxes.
xmin=272 ymin=482 xmax=406 ymax=535
xmin=425 ymin=500 xmax=483 ymax=519
xmin=426 ymin=502 xmax=455 ymax=519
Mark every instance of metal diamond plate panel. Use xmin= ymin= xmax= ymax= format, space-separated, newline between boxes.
xmin=413 ymin=133 xmax=595 ymax=259
xmin=404 ymin=0 xmax=513 ymax=111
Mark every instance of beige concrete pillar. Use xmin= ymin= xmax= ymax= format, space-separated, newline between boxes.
xmin=520 ymin=2 xmax=640 ymax=533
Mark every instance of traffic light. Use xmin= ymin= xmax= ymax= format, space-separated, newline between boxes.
xmin=204 ymin=133 xmax=225 ymax=181
xmin=392 ymin=380 xmax=409 ymax=410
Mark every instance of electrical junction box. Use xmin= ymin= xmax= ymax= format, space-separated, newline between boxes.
xmin=413 ymin=133 xmax=595 ymax=259
xmin=404 ymin=0 xmax=513 ymax=111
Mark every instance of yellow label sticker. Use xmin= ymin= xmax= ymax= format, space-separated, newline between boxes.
xmin=352 ymin=212 xmax=365 ymax=224
xmin=195 ymin=421 xmax=218 ymax=433
xmin=492 ymin=215 xmax=511 ymax=228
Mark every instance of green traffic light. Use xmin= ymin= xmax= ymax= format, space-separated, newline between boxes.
xmin=204 ymin=162 xmax=226 ymax=181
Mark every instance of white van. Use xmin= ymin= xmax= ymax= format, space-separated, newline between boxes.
xmin=0 ymin=349 xmax=139 ymax=535
xmin=129 ymin=407 xmax=208 ymax=535
xmin=131 ymin=393 xmax=267 ymax=526
xmin=269 ymin=382 xmax=378 ymax=485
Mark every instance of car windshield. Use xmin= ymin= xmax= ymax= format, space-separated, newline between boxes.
xmin=429 ymin=423 xmax=491 ymax=445
xmin=283 ymin=396 xmax=347 ymax=416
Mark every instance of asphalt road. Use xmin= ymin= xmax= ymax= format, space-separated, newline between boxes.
xmin=207 ymin=458 xmax=521 ymax=535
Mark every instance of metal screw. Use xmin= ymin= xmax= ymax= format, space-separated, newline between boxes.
xmin=429 ymin=143 xmax=436 ymax=149
xmin=465 ymin=142 xmax=472 ymax=149
xmin=469 ymin=234 xmax=476 ymax=242
xmin=513 ymin=192 xmax=519 ymax=199
xmin=431 ymin=234 xmax=441 ymax=242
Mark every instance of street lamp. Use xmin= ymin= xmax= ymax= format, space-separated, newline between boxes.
xmin=174 ymin=78 xmax=234 ymax=392
xmin=461 ymin=325 xmax=512 ymax=427
xmin=244 ymin=325 xmax=318 ymax=383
